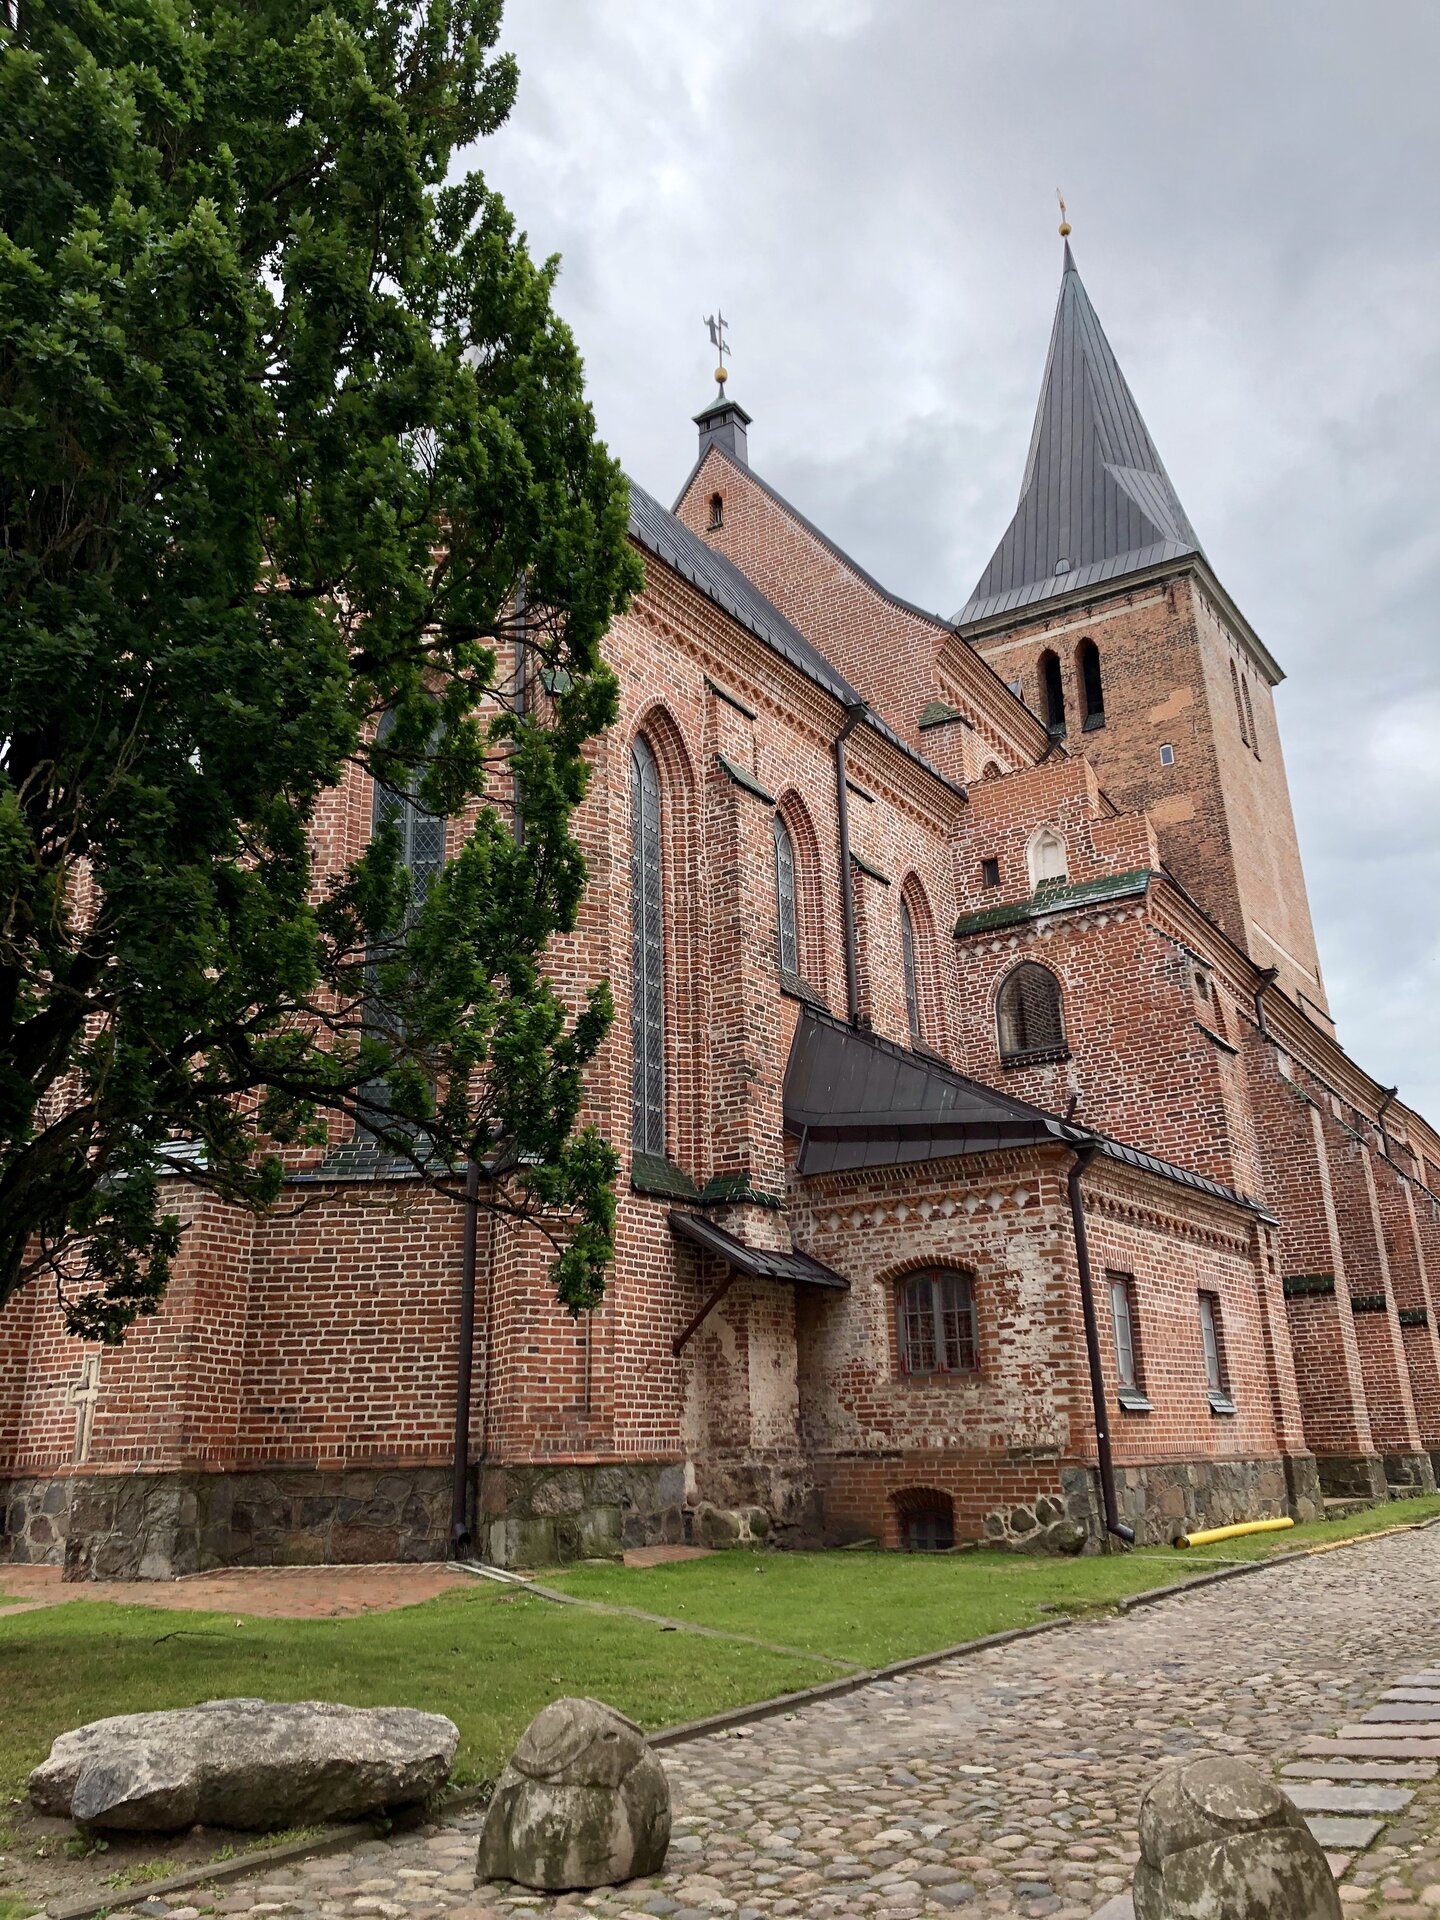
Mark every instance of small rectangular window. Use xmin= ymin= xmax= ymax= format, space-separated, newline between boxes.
xmin=1108 ymin=1273 xmax=1150 ymax=1409
xmin=981 ymin=857 xmax=1001 ymax=889
xmin=1198 ymin=1292 xmax=1236 ymax=1413
xmin=1159 ymin=743 xmax=1176 ymax=767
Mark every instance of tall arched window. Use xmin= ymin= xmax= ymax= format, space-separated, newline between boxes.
xmin=996 ymin=961 xmax=1067 ymax=1064
xmin=1040 ymin=649 xmax=1066 ymax=737
xmin=1230 ymin=659 xmax=1249 ymax=745
xmin=1242 ymin=677 xmax=1259 ymax=758
xmin=897 ymin=1271 xmax=978 ymax=1375
xmin=773 ymin=814 xmax=798 ymax=977
xmin=1078 ymin=639 xmax=1105 ymax=730
xmin=900 ymin=895 xmax=923 ymax=1048
xmin=360 ymin=709 xmax=447 ymax=1132
xmin=630 ymin=737 xmax=665 ymax=1154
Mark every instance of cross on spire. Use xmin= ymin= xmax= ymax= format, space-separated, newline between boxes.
xmin=704 ymin=311 xmax=731 ymax=393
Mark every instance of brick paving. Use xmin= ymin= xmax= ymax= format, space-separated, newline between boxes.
xmin=74 ymin=1529 xmax=1440 ymax=1920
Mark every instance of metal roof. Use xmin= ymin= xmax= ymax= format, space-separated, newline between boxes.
xmin=783 ymin=1008 xmax=1268 ymax=1216
xmin=668 ymin=1209 xmax=851 ymax=1290
xmin=957 ymin=243 xmax=1204 ymax=626
xmin=627 ymin=480 xmax=964 ymax=796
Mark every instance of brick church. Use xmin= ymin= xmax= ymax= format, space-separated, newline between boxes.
xmin=5 ymin=241 xmax=1439 ymax=1577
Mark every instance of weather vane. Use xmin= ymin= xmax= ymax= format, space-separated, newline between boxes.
xmin=1056 ymin=189 xmax=1071 ymax=239
xmin=704 ymin=311 xmax=730 ymax=394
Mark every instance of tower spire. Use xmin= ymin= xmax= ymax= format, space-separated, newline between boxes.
xmin=957 ymin=244 xmax=1203 ymax=625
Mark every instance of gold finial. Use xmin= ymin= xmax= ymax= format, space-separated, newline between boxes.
xmin=1057 ymin=188 xmax=1071 ymax=239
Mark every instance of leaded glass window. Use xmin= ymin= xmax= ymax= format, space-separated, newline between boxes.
xmin=996 ymin=961 xmax=1066 ymax=1063
xmin=897 ymin=1271 xmax=978 ymax=1376
xmin=900 ymin=896 xmax=922 ymax=1047
xmin=774 ymin=816 xmax=798 ymax=977
xmin=630 ymin=737 xmax=665 ymax=1154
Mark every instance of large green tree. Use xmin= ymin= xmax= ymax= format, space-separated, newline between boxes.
xmin=0 ymin=0 xmax=640 ymax=1340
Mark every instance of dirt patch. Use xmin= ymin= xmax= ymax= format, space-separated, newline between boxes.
xmin=0 ymin=1563 xmax=473 ymax=1620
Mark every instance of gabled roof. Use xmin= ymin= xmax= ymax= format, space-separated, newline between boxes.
xmin=958 ymin=243 xmax=1204 ymax=626
xmin=626 ymin=479 xmax=965 ymax=797
xmin=782 ymin=1008 xmax=1270 ymax=1217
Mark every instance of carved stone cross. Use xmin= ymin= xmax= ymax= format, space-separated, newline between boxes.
xmin=65 ymin=1353 xmax=101 ymax=1465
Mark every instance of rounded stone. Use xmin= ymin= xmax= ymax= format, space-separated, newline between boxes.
xmin=1135 ymin=1756 xmax=1340 ymax=1920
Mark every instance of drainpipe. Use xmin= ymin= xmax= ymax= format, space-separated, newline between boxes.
xmin=834 ymin=700 xmax=868 ymax=1024
xmin=1253 ymin=965 xmax=1280 ymax=1038
xmin=450 ymin=1158 xmax=481 ymax=1553
xmin=1065 ymin=1138 xmax=1135 ymax=1546
xmin=1376 ymin=1085 xmax=1398 ymax=1161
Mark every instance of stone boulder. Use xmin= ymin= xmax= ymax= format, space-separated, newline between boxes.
xmin=1134 ymin=1755 xmax=1342 ymax=1919
xmin=30 ymin=1698 xmax=458 ymax=1833
xmin=476 ymin=1697 xmax=670 ymax=1890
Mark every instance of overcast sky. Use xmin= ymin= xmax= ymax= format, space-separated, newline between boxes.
xmin=478 ymin=0 xmax=1440 ymax=1122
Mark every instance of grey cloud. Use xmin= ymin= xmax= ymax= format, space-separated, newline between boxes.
xmin=478 ymin=0 xmax=1440 ymax=1117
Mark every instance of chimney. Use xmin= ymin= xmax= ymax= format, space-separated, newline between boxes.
xmin=694 ymin=395 xmax=751 ymax=468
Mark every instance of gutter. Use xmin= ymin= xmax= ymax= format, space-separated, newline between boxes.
xmin=1064 ymin=1136 xmax=1135 ymax=1545
xmin=834 ymin=699 xmax=868 ymax=1024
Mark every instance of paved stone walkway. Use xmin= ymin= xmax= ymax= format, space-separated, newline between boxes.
xmin=96 ymin=1527 xmax=1440 ymax=1920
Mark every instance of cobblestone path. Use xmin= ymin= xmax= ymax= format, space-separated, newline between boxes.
xmin=108 ymin=1527 xmax=1440 ymax=1920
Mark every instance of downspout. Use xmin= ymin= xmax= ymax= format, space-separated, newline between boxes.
xmin=450 ymin=1158 xmax=481 ymax=1553
xmin=834 ymin=700 xmax=868 ymax=1024
xmin=1065 ymin=1137 xmax=1135 ymax=1546
xmin=1253 ymin=965 xmax=1280 ymax=1038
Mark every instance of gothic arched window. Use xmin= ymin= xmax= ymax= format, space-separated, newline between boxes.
xmin=630 ymin=737 xmax=665 ymax=1155
xmin=897 ymin=1271 xmax=979 ymax=1376
xmin=996 ymin=961 xmax=1067 ymax=1064
xmin=774 ymin=815 xmax=798 ymax=978
xmin=1078 ymin=639 xmax=1105 ymax=730
xmin=1040 ymin=649 xmax=1067 ymax=737
xmin=900 ymin=895 xmax=923 ymax=1048
xmin=359 ymin=708 xmax=446 ymax=1133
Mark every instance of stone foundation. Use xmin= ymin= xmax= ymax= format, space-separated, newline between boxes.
xmin=2 ymin=1467 xmax=453 ymax=1580
xmin=477 ymin=1461 xmax=690 ymax=1567
xmin=1315 ymin=1451 xmax=1390 ymax=1502
xmin=1103 ymin=1452 xmax=1323 ymax=1547
xmin=1382 ymin=1451 xmax=1437 ymax=1495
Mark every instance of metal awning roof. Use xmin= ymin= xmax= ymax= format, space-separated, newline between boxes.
xmin=783 ymin=1008 xmax=1269 ymax=1216
xmin=668 ymin=1209 xmax=850 ymax=1290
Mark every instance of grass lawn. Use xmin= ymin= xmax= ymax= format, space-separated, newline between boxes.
xmin=545 ymin=1494 xmax=1440 ymax=1667
xmin=0 ymin=1584 xmax=820 ymax=1807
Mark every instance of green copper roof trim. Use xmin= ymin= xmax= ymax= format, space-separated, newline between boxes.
xmin=715 ymin=754 xmax=777 ymax=806
xmin=631 ymin=1152 xmax=702 ymax=1201
xmin=1350 ymin=1293 xmax=1389 ymax=1314
xmin=698 ymin=1172 xmax=786 ymax=1210
xmin=1399 ymin=1307 xmax=1430 ymax=1329
xmin=954 ymin=867 xmax=1153 ymax=937
xmin=919 ymin=699 xmax=968 ymax=729
xmin=1283 ymin=1273 xmax=1336 ymax=1299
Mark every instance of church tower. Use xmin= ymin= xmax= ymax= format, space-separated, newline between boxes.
xmin=958 ymin=241 xmax=1331 ymax=1026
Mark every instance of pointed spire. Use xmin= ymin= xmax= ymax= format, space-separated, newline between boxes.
xmin=957 ymin=247 xmax=1203 ymax=625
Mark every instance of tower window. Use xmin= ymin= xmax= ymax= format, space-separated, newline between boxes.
xmin=1078 ymin=639 xmax=1105 ymax=731
xmin=630 ymin=737 xmax=665 ymax=1154
xmin=1039 ymin=649 xmax=1066 ymax=737
xmin=1159 ymin=742 xmax=1175 ymax=767
xmin=897 ymin=1271 xmax=978 ymax=1376
xmin=996 ymin=961 xmax=1067 ymax=1065
xmin=1230 ymin=659 xmax=1249 ymax=746
xmin=981 ymin=856 xmax=1001 ymax=889
xmin=708 ymin=492 xmax=724 ymax=530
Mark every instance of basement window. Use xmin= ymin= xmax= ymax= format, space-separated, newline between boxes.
xmin=1159 ymin=743 xmax=1176 ymax=767
xmin=893 ymin=1486 xmax=957 ymax=1552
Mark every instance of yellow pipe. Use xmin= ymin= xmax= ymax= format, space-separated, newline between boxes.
xmin=1173 ymin=1517 xmax=1294 ymax=1549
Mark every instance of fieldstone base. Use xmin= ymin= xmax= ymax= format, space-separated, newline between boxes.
xmin=1066 ymin=1452 xmax=1324 ymax=1548
xmin=1 ymin=1467 xmax=454 ymax=1581
xmin=478 ymin=1462 xmax=689 ymax=1568
xmin=1382 ymin=1450 xmax=1437 ymax=1495
xmin=1315 ymin=1451 xmax=1390 ymax=1502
